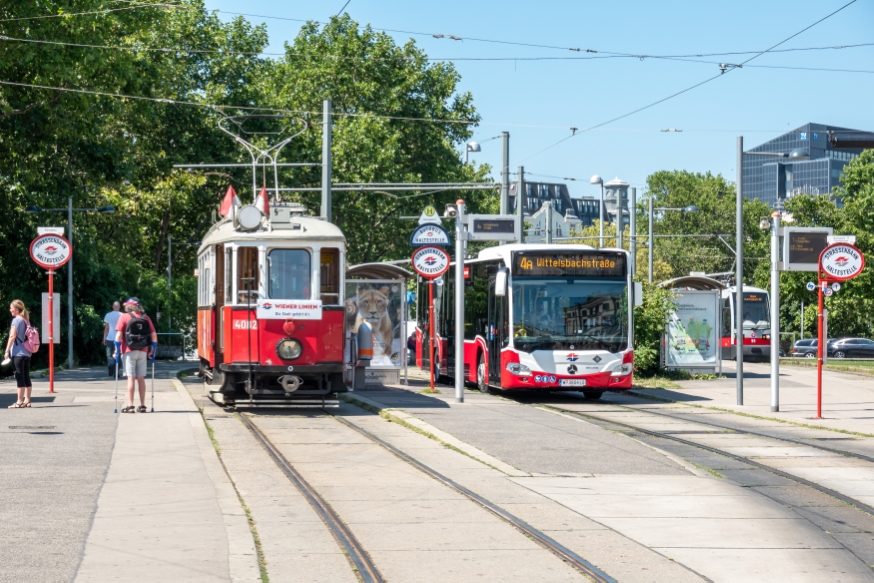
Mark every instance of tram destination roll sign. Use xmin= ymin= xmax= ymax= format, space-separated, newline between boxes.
xmin=30 ymin=233 xmax=72 ymax=270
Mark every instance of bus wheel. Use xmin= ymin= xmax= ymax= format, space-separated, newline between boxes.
xmin=477 ymin=355 xmax=490 ymax=394
xmin=582 ymin=390 xmax=603 ymax=400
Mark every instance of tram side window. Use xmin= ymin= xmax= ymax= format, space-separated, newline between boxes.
xmin=320 ymin=248 xmax=340 ymax=304
xmin=236 ymin=247 xmax=260 ymax=304
xmin=721 ymin=297 xmax=732 ymax=337
xmin=224 ymin=248 xmax=232 ymax=306
xmin=268 ymin=249 xmax=311 ymax=300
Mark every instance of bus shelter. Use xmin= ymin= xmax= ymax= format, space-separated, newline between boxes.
xmin=345 ymin=262 xmax=414 ymax=385
xmin=659 ymin=275 xmax=726 ymax=375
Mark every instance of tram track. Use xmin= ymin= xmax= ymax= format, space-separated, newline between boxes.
xmin=240 ymin=407 xmax=615 ymax=583
xmin=538 ymin=402 xmax=874 ymax=518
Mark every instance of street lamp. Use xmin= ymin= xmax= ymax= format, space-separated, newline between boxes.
xmin=590 ymin=175 xmax=605 ymax=247
xmin=647 ymin=203 xmax=698 ymax=283
xmin=464 ymin=141 xmax=481 ymax=164
xmin=26 ymin=200 xmax=116 ymax=369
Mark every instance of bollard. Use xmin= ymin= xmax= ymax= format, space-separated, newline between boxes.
xmin=354 ymin=322 xmax=373 ymax=390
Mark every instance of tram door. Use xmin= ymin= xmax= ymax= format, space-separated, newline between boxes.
xmin=486 ymin=281 xmax=507 ymax=386
xmin=214 ymin=244 xmax=225 ymax=364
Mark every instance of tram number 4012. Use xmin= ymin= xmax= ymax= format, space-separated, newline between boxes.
xmin=233 ymin=320 xmax=258 ymax=330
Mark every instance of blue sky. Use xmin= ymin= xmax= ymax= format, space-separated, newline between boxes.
xmin=204 ymin=0 xmax=874 ymax=199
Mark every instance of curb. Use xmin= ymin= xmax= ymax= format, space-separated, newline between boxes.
xmin=341 ymin=392 xmax=529 ymax=477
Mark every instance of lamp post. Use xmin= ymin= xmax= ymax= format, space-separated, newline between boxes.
xmin=26 ymin=201 xmax=115 ymax=369
xmin=590 ymin=175 xmax=604 ymax=248
xmin=647 ymin=204 xmax=699 ymax=283
xmin=464 ymin=141 xmax=481 ymax=164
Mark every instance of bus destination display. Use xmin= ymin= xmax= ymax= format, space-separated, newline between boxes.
xmin=513 ymin=251 xmax=626 ymax=278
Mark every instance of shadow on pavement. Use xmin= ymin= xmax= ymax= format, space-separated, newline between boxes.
xmin=354 ymin=386 xmax=452 ymax=409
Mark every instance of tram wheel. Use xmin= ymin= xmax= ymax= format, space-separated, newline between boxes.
xmin=582 ymin=390 xmax=603 ymax=401
xmin=477 ymin=354 xmax=490 ymax=394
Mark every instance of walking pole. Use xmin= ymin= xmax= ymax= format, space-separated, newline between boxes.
xmin=113 ymin=341 xmax=120 ymax=414
xmin=150 ymin=342 xmax=157 ymax=412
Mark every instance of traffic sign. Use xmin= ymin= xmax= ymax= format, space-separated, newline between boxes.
xmin=820 ymin=243 xmax=864 ymax=282
xmin=410 ymin=224 xmax=451 ymax=246
xmin=411 ymin=246 xmax=450 ymax=279
xmin=418 ymin=205 xmax=442 ymax=226
xmin=37 ymin=227 xmax=65 ymax=236
xmin=806 ymin=282 xmax=816 ymax=291
xmin=30 ymin=233 xmax=72 ymax=270
xmin=824 ymin=287 xmax=834 ymax=297
xmin=827 ymin=235 xmax=856 ymax=245
xmin=831 ymin=282 xmax=841 ymax=291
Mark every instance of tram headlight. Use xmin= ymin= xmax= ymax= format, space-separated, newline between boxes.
xmin=505 ymin=363 xmax=531 ymax=375
xmin=277 ymin=338 xmax=303 ymax=360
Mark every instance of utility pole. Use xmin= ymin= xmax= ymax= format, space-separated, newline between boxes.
xmin=516 ymin=166 xmax=524 ymax=243
xmin=68 ymin=197 xmax=74 ymax=369
xmin=616 ymin=190 xmax=624 ymax=250
xmin=648 ymin=196 xmax=654 ymax=283
xmin=321 ymin=99 xmax=332 ymax=222
xmin=500 ymin=132 xmax=510 ymax=215
xmin=736 ymin=136 xmax=744 ymax=405
xmin=770 ymin=206 xmax=780 ymax=412
xmin=630 ymin=187 xmax=636 ymax=278
xmin=454 ymin=200 xmax=466 ymax=403
xmin=167 ymin=234 xmax=172 ymax=331
xmin=545 ymin=202 xmax=553 ymax=244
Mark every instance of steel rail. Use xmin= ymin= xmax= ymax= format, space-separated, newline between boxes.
xmin=614 ymin=397 xmax=874 ymax=463
xmin=331 ymin=414 xmax=616 ymax=583
xmin=238 ymin=413 xmax=384 ymax=583
xmin=543 ymin=405 xmax=874 ymax=518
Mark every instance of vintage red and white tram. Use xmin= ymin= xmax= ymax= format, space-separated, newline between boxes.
xmin=196 ymin=203 xmax=349 ymax=406
xmin=417 ymin=244 xmax=635 ymax=400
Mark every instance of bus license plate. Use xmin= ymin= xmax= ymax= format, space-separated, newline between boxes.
xmin=560 ymin=379 xmax=586 ymax=387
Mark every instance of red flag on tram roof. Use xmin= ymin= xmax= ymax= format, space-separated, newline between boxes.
xmin=255 ymin=185 xmax=270 ymax=216
xmin=219 ymin=185 xmax=241 ymax=217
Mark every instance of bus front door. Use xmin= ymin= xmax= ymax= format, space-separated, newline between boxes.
xmin=486 ymin=282 xmax=506 ymax=386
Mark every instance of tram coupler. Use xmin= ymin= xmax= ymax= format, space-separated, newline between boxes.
xmin=353 ymin=322 xmax=373 ymax=390
xmin=278 ymin=374 xmax=303 ymax=394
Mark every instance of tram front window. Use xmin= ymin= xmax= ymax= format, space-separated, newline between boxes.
xmin=511 ymin=279 xmax=628 ymax=353
xmin=742 ymin=292 xmax=769 ymax=329
xmin=268 ymin=249 xmax=311 ymax=299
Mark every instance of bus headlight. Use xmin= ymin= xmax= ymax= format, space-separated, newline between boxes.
xmin=611 ymin=363 xmax=633 ymax=376
xmin=505 ymin=363 xmax=531 ymax=375
xmin=277 ymin=338 xmax=303 ymax=360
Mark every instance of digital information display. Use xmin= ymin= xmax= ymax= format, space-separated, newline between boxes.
xmin=512 ymin=251 xmax=627 ymax=278
xmin=467 ymin=214 xmax=519 ymax=242
xmin=782 ymin=227 xmax=833 ymax=271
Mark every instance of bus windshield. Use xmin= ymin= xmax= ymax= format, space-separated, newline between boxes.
xmin=511 ymin=278 xmax=628 ymax=353
xmin=741 ymin=292 xmax=769 ymax=329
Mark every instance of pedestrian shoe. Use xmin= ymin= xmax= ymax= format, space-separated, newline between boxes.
xmin=137 ymin=406 xmax=147 ymax=413
xmin=121 ymin=406 xmax=136 ymax=413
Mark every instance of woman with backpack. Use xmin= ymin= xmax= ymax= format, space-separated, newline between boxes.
xmin=5 ymin=300 xmax=33 ymax=408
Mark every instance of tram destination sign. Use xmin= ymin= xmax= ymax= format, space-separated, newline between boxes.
xmin=783 ymin=227 xmax=833 ymax=272
xmin=467 ymin=214 xmax=519 ymax=242
xmin=513 ymin=251 xmax=626 ymax=278
xmin=820 ymin=243 xmax=864 ymax=281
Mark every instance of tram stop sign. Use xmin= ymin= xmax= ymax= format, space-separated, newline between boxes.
xmin=30 ymin=233 xmax=72 ymax=270
xmin=411 ymin=246 xmax=450 ymax=279
xmin=820 ymin=243 xmax=864 ymax=281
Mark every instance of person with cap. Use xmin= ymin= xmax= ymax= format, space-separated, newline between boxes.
xmin=113 ymin=297 xmax=157 ymax=413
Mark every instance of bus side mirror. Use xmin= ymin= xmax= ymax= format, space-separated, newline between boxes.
xmin=633 ymin=281 xmax=643 ymax=307
xmin=495 ymin=268 xmax=508 ymax=297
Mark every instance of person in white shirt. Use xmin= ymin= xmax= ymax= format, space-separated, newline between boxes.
xmin=103 ymin=302 xmax=122 ymax=376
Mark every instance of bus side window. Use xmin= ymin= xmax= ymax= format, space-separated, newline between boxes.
xmin=320 ymin=248 xmax=340 ymax=305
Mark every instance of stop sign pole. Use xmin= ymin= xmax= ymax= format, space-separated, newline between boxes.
xmin=816 ymin=242 xmax=864 ymax=419
xmin=29 ymin=234 xmax=73 ymax=394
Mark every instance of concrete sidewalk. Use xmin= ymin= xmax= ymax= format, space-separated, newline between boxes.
xmin=71 ymin=366 xmax=258 ymax=582
xmin=655 ymin=361 xmax=874 ymax=434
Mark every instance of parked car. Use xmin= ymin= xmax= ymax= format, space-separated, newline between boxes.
xmin=828 ymin=337 xmax=874 ymax=359
xmin=791 ymin=338 xmax=836 ymax=358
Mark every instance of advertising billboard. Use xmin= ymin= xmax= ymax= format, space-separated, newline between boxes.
xmin=345 ymin=280 xmax=404 ymax=368
xmin=665 ymin=291 xmax=720 ymax=368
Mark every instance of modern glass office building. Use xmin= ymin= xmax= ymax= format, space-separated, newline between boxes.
xmin=744 ymin=123 xmax=868 ymax=208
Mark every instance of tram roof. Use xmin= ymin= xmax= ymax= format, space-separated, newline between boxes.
xmin=477 ymin=243 xmax=628 ymax=264
xmin=199 ymin=215 xmax=345 ymax=253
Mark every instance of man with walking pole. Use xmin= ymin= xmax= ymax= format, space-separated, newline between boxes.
xmin=113 ymin=298 xmax=157 ymax=413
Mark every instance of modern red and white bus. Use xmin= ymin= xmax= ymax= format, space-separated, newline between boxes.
xmin=416 ymin=244 xmax=634 ymax=400
xmin=720 ymin=285 xmax=771 ymax=360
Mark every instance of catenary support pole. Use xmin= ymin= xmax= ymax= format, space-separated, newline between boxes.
xmin=516 ymin=166 xmax=524 ymax=243
xmin=630 ymin=188 xmax=637 ymax=278
xmin=801 ymin=301 xmax=804 ymax=339
xmin=68 ymin=197 xmax=73 ymax=369
xmin=321 ymin=99 xmax=332 ymax=222
xmin=599 ymin=182 xmax=605 ymax=249
xmin=455 ymin=200 xmax=465 ymax=403
xmin=770 ymin=211 xmax=780 ymax=412
xmin=648 ymin=196 xmax=654 ymax=283
xmin=167 ymin=234 xmax=172 ymax=331
xmin=616 ymin=189 xmax=623 ymax=250
xmin=500 ymin=132 xmax=510 ymax=215
xmin=545 ymin=202 xmax=553 ymax=244
xmin=736 ymin=136 xmax=744 ymax=405
xmin=816 ymin=279 xmax=824 ymax=419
